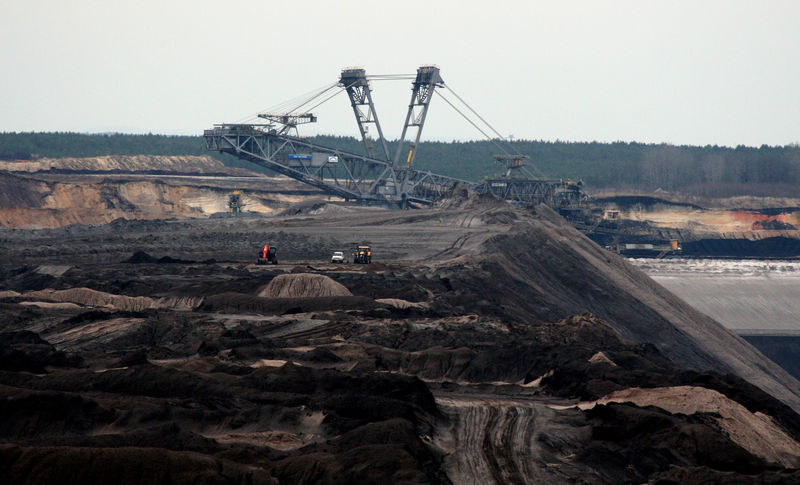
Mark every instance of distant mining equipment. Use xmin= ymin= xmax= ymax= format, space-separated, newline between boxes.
xmin=205 ymin=66 xmax=470 ymax=208
xmin=228 ymin=191 xmax=246 ymax=215
xmin=205 ymin=65 xmax=592 ymax=213
xmin=481 ymin=154 xmax=593 ymax=221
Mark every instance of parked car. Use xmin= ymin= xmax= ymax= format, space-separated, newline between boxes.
xmin=331 ymin=251 xmax=345 ymax=263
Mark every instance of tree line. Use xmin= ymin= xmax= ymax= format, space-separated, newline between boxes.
xmin=2 ymin=132 xmax=799 ymax=197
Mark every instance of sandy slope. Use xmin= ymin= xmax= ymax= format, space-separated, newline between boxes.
xmin=578 ymin=386 xmax=800 ymax=468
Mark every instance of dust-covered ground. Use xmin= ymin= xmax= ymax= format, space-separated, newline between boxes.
xmin=2 ymin=190 xmax=800 ymax=484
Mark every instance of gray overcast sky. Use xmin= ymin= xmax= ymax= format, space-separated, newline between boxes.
xmin=1 ymin=0 xmax=798 ymax=147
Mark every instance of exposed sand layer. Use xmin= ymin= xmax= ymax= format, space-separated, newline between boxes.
xmin=375 ymin=298 xmax=429 ymax=309
xmin=0 ymin=155 xmax=235 ymax=174
xmin=18 ymin=288 xmax=202 ymax=311
xmin=578 ymin=386 xmax=800 ymax=468
xmin=0 ymin=171 xmax=322 ymax=228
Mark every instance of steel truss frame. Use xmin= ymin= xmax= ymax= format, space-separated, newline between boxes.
xmin=203 ymin=124 xmax=478 ymax=206
xmin=340 ymin=68 xmax=391 ymax=161
xmin=205 ymin=65 xmax=591 ymax=209
xmin=482 ymin=179 xmax=557 ymax=206
xmin=481 ymin=179 xmax=590 ymax=207
xmin=394 ymin=66 xmax=444 ymax=169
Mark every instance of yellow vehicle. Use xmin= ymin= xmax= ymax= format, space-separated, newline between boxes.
xmin=353 ymin=245 xmax=372 ymax=264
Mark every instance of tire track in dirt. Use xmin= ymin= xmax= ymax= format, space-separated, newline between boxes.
xmin=433 ymin=395 xmax=589 ymax=484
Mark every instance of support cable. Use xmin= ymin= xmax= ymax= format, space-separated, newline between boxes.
xmin=233 ymin=81 xmax=339 ymax=124
xmin=304 ymin=85 xmax=348 ymax=113
xmin=434 ymin=90 xmax=511 ymax=156
xmin=283 ymin=83 xmax=340 ymax=115
xmin=367 ymin=74 xmax=415 ymax=81
xmin=267 ymin=82 xmax=337 ymax=113
xmin=442 ymin=84 xmax=509 ymax=141
xmin=437 ymin=85 xmax=545 ymax=178
xmin=435 ymin=90 xmax=546 ymax=178
xmin=367 ymin=73 xmax=414 ymax=77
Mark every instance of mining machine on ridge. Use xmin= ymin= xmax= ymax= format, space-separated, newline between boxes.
xmin=204 ymin=65 xmax=589 ymax=211
xmin=204 ymin=66 xmax=478 ymax=208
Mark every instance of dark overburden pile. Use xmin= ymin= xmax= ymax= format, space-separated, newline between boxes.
xmin=2 ymin=195 xmax=800 ymax=484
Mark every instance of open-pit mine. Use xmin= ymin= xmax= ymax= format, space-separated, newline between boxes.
xmin=2 ymin=65 xmax=800 ymax=484
xmin=2 ymin=154 xmax=800 ymax=484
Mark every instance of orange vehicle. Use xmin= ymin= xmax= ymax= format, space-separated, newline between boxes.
xmin=257 ymin=244 xmax=278 ymax=265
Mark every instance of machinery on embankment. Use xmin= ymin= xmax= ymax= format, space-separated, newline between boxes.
xmin=204 ymin=65 xmax=590 ymax=211
xmin=206 ymin=67 xmax=800 ymax=259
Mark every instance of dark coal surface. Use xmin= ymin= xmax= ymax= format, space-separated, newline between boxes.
xmin=581 ymin=402 xmax=774 ymax=482
xmin=744 ymin=335 xmax=800 ymax=380
xmin=682 ymin=236 xmax=800 ymax=258
xmin=2 ymin=199 xmax=800 ymax=483
xmin=651 ymin=468 xmax=800 ymax=485
xmin=123 ymin=251 xmax=210 ymax=264
xmin=592 ymin=195 xmax=704 ymax=211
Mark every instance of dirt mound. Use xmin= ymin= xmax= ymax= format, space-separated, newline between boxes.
xmin=24 ymin=288 xmax=157 ymax=312
xmin=258 ymin=273 xmax=352 ymax=298
xmin=580 ymin=386 xmax=800 ymax=468
xmin=20 ymin=288 xmax=202 ymax=312
xmin=581 ymin=402 xmax=771 ymax=481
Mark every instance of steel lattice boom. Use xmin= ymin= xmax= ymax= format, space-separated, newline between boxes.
xmin=339 ymin=68 xmax=391 ymax=161
xmin=394 ymin=66 xmax=443 ymax=168
xmin=203 ymin=124 xmax=478 ymax=206
xmin=204 ymin=64 xmax=589 ymax=210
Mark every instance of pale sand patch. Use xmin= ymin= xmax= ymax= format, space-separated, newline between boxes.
xmin=577 ymin=385 xmax=800 ymax=468
xmin=521 ymin=370 xmax=554 ymax=388
xmin=211 ymin=430 xmax=307 ymax=450
xmin=376 ymin=298 xmax=430 ymax=310
xmin=251 ymin=359 xmax=288 ymax=368
xmin=588 ymin=351 xmax=617 ymax=366
xmin=20 ymin=301 xmax=81 ymax=309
